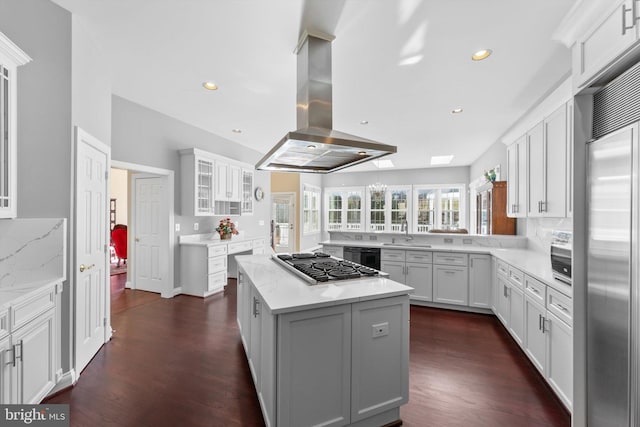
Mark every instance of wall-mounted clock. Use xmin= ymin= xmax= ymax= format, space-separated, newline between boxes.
xmin=254 ymin=186 xmax=264 ymax=201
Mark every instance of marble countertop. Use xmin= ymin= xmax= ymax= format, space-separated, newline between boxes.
xmin=236 ymin=254 xmax=413 ymax=315
xmin=0 ymin=276 xmax=62 ymax=311
xmin=321 ymin=240 xmax=571 ymax=297
xmin=179 ymin=233 xmax=266 ymax=247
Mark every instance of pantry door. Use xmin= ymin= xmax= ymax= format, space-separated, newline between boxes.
xmin=74 ymin=127 xmax=110 ymax=375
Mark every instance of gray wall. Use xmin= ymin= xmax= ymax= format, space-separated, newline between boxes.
xmin=468 ymin=141 xmax=507 ymax=183
xmin=111 ymin=95 xmax=271 ymax=287
xmin=1 ymin=0 xmax=73 ymax=373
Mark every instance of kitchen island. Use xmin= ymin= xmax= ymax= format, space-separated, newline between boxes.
xmin=235 ymin=254 xmax=413 ymax=427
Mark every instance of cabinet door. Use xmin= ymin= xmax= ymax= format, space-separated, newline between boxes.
xmin=544 ymin=104 xmax=567 ymax=217
xmin=406 ymin=262 xmax=433 ymax=301
xmin=278 ymin=304 xmax=351 ymax=427
xmin=229 ymin=164 xmax=242 ymax=202
xmin=573 ymin=0 xmax=637 ymax=88
xmin=0 ymin=336 xmax=11 ymax=404
xmin=258 ymin=297 xmax=276 ymax=427
xmin=496 ymin=276 xmax=510 ymax=326
xmin=351 ymin=296 xmax=409 ymax=422
xmin=214 ymin=161 xmax=229 ymax=200
xmin=241 ymin=169 xmax=254 ymax=215
xmin=546 ymin=311 xmax=573 ymax=410
xmin=566 ymin=100 xmax=574 ymax=217
xmin=248 ymin=287 xmax=262 ymax=387
xmin=469 ymin=254 xmax=491 ymax=308
xmin=237 ymin=268 xmax=247 ymax=347
xmin=508 ymin=284 xmax=525 ymax=347
xmin=524 ymin=296 xmax=547 ymax=374
xmin=380 ymin=261 xmax=406 ymax=284
xmin=12 ymin=309 xmax=55 ymax=404
xmin=527 ymin=122 xmax=545 ymax=218
xmin=433 ymin=266 xmax=468 ymax=306
xmin=506 ymin=142 xmax=519 ymax=217
xmin=195 ymin=158 xmax=215 ymax=215
xmin=516 ymin=137 xmax=528 ymax=217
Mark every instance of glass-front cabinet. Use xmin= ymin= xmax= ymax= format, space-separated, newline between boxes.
xmin=0 ymin=32 xmax=31 ymax=219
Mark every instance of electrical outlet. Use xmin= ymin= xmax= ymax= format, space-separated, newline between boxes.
xmin=463 ymin=238 xmax=472 ymax=245
xmin=194 ymin=222 xmax=199 ymax=231
xmin=355 ymin=235 xmax=363 ymax=241
xmin=372 ymin=322 xmax=389 ymax=338
xmin=444 ymin=237 xmax=453 ymax=244
xmin=369 ymin=235 xmax=377 ymax=241
xmin=175 ymin=223 xmax=180 ymax=232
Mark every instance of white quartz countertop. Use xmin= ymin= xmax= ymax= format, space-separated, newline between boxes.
xmin=236 ymin=254 xmax=413 ymax=315
xmin=179 ymin=233 xmax=265 ymax=247
xmin=0 ymin=276 xmax=63 ymax=311
xmin=321 ymin=240 xmax=571 ymax=297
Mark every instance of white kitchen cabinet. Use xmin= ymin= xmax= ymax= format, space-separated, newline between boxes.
xmin=381 ymin=249 xmax=433 ymax=301
xmin=494 ymin=261 xmax=525 ymax=347
xmin=0 ymin=32 xmax=31 ymax=219
xmin=573 ymin=0 xmax=638 ymax=89
xmin=433 ymin=252 xmax=468 ymax=306
xmin=179 ymin=148 xmax=216 ymax=216
xmin=215 ymin=161 xmax=242 ymax=202
xmin=507 ymin=278 xmax=525 ymax=347
xmin=495 ymin=274 xmax=510 ymax=326
xmin=527 ymin=105 xmax=567 ymax=218
xmin=546 ymin=310 xmax=573 ymax=410
xmin=248 ymin=286 xmax=262 ymax=387
xmin=180 ymin=244 xmax=228 ymax=297
xmin=241 ymin=168 xmax=254 ymax=215
xmin=0 ymin=335 xmax=11 ymax=403
xmin=507 ymin=136 xmax=527 ymax=218
xmin=236 ymin=268 xmax=249 ymax=350
xmin=524 ymin=294 xmax=547 ymax=374
xmin=469 ymin=254 xmax=491 ymax=308
xmin=566 ymin=100 xmax=574 ymax=217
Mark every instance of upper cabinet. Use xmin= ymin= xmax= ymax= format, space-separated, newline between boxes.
xmin=507 ymin=102 xmax=570 ymax=219
xmin=0 ymin=32 xmax=32 ymax=219
xmin=573 ymin=0 xmax=639 ymax=89
xmin=179 ymin=148 xmax=254 ymax=217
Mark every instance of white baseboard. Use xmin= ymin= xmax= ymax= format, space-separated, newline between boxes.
xmin=162 ymin=286 xmax=182 ymax=298
xmin=125 ymin=280 xmax=133 ymax=289
xmin=48 ymin=369 xmax=77 ymax=395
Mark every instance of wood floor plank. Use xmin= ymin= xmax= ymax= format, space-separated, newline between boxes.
xmin=46 ymin=275 xmax=570 ymax=427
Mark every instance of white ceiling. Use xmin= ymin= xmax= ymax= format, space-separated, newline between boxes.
xmin=51 ymin=0 xmax=577 ymax=172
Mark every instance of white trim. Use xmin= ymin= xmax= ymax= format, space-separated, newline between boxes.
xmin=324 ymin=186 xmax=366 ymax=232
xmin=0 ymin=31 xmax=32 ymax=66
xmin=302 ymin=184 xmax=321 ymax=236
xmin=412 ymin=183 xmax=466 ymax=233
xmin=48 ymin=369 xmax=77 ymax=396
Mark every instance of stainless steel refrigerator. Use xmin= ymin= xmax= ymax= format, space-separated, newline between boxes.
xmin=587 ymin=122 xmax=639 ymax=426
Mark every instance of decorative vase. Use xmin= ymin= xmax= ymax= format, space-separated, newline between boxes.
xmin=221 ymin=233 xmax=232 ymax=240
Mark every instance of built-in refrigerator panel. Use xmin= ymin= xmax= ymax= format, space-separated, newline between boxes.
xmin=587 ymin=123 xmax=637 ymax=426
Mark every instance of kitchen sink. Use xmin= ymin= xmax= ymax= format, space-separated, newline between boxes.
xmin=382 ymin=242 xmax=431 ymax=248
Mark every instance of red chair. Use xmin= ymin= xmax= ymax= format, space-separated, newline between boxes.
xmin=111 ymin=225 xmax=127 ymax=267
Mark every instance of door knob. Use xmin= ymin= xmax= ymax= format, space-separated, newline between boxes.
xmin=135 ymin=237 xmax=140 ymax=242
xmin=79 ymin=263 xmax=95 ymax=273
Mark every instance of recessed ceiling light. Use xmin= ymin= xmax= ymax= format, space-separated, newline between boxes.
xmin=431 ymin=155 xmax=454 ymax=166
xmin=202 ymin=81 xmax=218 ymax=90
xmin=358 ymin=151 xmax=367 ymax=156
xmin=451 ymin=108 xmax=463 ymax=114
xmin=307 ymin=144 xmax=316 ymax=149
xmin=471 ymin=49 xmax=492 ymax=61
xmin=360 ymin=120 xmax=369 ymax=125
xmin=373 ymin=159 xmax=394 ymax=168
xmin=232 ymin=128 xmax=242 ymax=133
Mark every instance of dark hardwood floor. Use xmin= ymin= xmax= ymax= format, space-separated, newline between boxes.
xmin=46 ymin=274 xmax=570 ymax=426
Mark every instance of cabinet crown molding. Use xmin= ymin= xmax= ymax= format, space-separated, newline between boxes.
xmin=552 ymin=0 xmax=621 ymax=47
xmin=0 ymin=31 xmax=32 ymax=66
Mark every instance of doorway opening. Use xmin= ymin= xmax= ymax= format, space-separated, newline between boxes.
xmin=272 ymin=192 xmax=296 ymax=253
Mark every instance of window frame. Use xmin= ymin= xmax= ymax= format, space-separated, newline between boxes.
xmin=412 ymin=184 xmax=466 ymax=233
xmin=365 ymin=185 xmax=412 ymax=233
xmin=302 ymin=184 xmax=321 ymax=235
xmin=323 ymin=186 xmax=365 ymax=232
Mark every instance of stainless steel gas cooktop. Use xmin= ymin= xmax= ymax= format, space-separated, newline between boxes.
xmin=272 ymin=252 xmax=388 ymax=285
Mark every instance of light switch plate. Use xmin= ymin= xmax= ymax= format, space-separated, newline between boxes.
xmin=175 ymin=223 xmax=180 ymax=232
xmin=259 ymin=220 xmax=265 ymax=226
xmin=194 ymin=222 xmax=199 ymax=231
xmin=372 ymin=322 xmax=389 ymax=338
xmin=444 ymin=237 xmax=453 ymax=244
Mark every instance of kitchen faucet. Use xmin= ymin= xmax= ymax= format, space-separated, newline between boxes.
xmin=400 ymin=219 xmax=413 ymax=241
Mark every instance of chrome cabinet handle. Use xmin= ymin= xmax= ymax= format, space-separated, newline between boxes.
xmin=253 ymin=297 xmax=260 ymax=317
xmin=555 ymin=302 xmax=568 ymax=312
xmin=5 ymin=346 xmax=14 ymax=367
xmin=503 ymin=285 xmax=508 ymax=298
xmin=542 ymin=318 xmax=549 ymax=333
xmin=15 ymin=341 xmax=22 ymax=364
xmin=539 ymin=314 xmax=543 ymax=331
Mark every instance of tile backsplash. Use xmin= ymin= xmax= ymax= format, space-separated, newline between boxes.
xmin=524 ymin=217 xmax=573 ymax=254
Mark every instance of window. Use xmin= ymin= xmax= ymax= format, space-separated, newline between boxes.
xmin=365 ymin=185 xmax=411 ymax=233
xmin=412 ymin=185 xmax=466 ymax=233
xmin=303 ymin=185 xmax=320 ymax=234
xmin=324 ymin=187 xmax=364 ymax=231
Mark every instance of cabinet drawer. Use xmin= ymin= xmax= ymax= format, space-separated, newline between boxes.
xmin=524 ymin=275 xmax=546 ymax=306
xmin=0 ymin=309 xmax=8 ymax=338
xmin=508 ymin=266 xmax=524 ymax=289
xmin=381 ymin=249 xmax=405 ymax=262
xmin=207 ymin=256 xmax=227 ymax=273
xmin=406 ymin=251 xmax=432 ymax=264
xmin=252 ymin=238 xmax=265 ymax=249
xmin=547 ymin=288 xmax=572 ymax=326
xmin=433 ymin=252 xmax=468 ymax=266
xmin=496 ymin=260 xmax=509 ymax=278
xmin=208 ymin=271 xmax=227 ymax=293
xmin=11 ymin=285 xmax=56 ymax=331
xmin=228 ymin=241 xmax=253 ymax=254
xmin=208 ymin=244 xmax=228 ymax=257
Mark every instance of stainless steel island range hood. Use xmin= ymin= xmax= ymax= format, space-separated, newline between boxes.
xmin=255 ymin=31 xmax=397 ymax=173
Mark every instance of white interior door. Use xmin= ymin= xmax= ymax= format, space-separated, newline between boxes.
xmin=74 ymin=127 xmax=110 ymax=375
xmin=132 ymin=175 xmax=168 ymax=294
xmin=272 ymin=192 xmax=295 ymax=253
